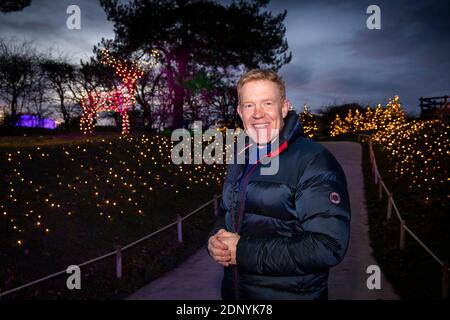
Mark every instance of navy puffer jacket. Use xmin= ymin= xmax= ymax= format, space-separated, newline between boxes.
xmin=208 ymin=110 xmax=351 ymax=300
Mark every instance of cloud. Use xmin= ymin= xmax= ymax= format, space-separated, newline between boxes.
xmin=0 ymin=0 xmax=114 ymax=62
xmin=279 ymin=63 xmax=313 ymax=87
xmin=265 ymin=0 xmax=450 ymax=116
xmin=1 ymin=0 xmax=448 ymax=117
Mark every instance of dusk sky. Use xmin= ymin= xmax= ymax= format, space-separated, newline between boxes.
xmin=0 ymin=0 xmax=449 ymax=116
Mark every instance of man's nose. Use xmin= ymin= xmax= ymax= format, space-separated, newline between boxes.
xmin=252 ymin=105 xmax=265 ymax=118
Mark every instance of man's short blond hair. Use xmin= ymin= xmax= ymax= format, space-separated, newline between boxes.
xmin=237 ymin=69 xmax=286 ymax=104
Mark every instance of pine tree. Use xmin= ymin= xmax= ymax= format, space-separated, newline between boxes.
xmin=330 ymin=114 xmax=345 ymax=137
xmin=354 ymin=109 xmax=364 ymax=132
xmin=373 ymin=103 xmax=384 ymax=130
xmin=344 ymin=109 xmax=354 ymax=133
xmin=299 ymin=104 xmax=319 ymax=138
xmin=386 ymin=95 xmax=406 ymax=129
xmin=363 ymin=106 xmax=375 ymax=131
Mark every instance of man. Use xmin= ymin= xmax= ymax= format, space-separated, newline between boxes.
xmin=207 ymin=69 xmax=351 ymax=300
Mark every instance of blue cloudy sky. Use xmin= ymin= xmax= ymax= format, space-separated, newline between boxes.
xmin=1 ymin=0 xmax=449 ymax=116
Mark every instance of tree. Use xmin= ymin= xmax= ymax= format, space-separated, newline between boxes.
xmin=373 ymin=103 xmax=383 ymax=130
xmin=99 ymin=0 xmax=291 ymax=129
xmin=363 ymin=106 xmax=375 ymax=131
xmin=0 ymin=39 xmax=36 ymax=127
xmin=344 ymin=109 xmax=354 ymax=133
xmin=300 ymin=104 xmax=319 ymax=138
xmin=133 ymin=51 xmax=164 ymax=129
xmin=27 ymin=60 xmax=53 ymax=125
xmin=211 ymin=84 xmax=239 ymax=128
xmin=385 ymin=95 xmax=406 ymax=129
xmin=329 ymin=114 xmax=345 ymax=137
xmin=353 ymin=109 xmax=364 ymax=132
xmin=0 ymin=0 xmax=31 ymax=13
xmin=67 ymin=56 xmax=120 ymax=131
xmin=41 ymin=58 xmax=80 ymax=131
xmin=318 ymin=102 xmax=363 ymax=133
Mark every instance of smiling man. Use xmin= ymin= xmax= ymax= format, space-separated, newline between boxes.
xmin=207 ymin=69 xmax=351 ymax=300
xmin=236 ymin=76 xmax=289 ymax=145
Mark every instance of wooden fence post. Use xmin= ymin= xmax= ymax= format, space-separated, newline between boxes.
xmin=115 ymin=245 xmax=122 ymax=279
xmin=400 ymin=220 xmax=406 ymax=250
xmin=442 ymin=261 xmax=449 ymax=300
xmin=177 ymin=214 xmax=183 ymax=243
xmin=213 ymin=195 xmax=218 ymax=216
xmin=386 ymin=193 xmax=392 ymax=221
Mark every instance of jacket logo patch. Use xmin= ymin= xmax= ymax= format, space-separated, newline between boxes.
xmin=329 ymin=192 xmax=341 ymax=204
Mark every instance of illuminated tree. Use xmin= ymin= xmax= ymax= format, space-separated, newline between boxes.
xmin=328 ymin=95 xmax=407 ymax=137
xmin=373 ymin=103 xmax=384 ymax=130
xmin=385 ymin=95 xmax=406 ymax=129
xmin=299 ymin=104 xmax=319 ymax=138
xmin=330 ymin=114 xmax=346 ymax=137
xmin=344 ymin=109 xmax=354 ymax=133
xmin=353 ymin=109 xmax=364 ymax=132
xmin=362 ymin=106 xmax=374 ymax=131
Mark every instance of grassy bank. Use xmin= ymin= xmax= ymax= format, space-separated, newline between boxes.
xmin=0 ymin=133 xmax=225 ymax=299
xmin=361 ymin=140 xmax=449 ymax=300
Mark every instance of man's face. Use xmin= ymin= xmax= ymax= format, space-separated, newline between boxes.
xmin=237 ymin=79 xmax=289 ymax=145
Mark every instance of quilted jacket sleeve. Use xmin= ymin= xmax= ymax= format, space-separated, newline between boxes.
xmin=236 ymin=149 xmax=351 ymax=275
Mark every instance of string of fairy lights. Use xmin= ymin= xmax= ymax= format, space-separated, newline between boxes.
xmin=330 ymin=95 xmax=449 ymax=202
xmin=300 ymin=104 xmax=319 ymax=138
xmin=330 ymin=95 xmax=406 ymax=137
xmin=372 ymin=119 xmax=449 ymax=202
xmin=0 ymin=134 xmax=227 ymax=247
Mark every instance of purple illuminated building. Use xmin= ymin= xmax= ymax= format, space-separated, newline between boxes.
xmin=16 ymin=115 xmax=56 ymax=129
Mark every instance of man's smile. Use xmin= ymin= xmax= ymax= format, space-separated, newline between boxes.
xmin=252 ymin=122 xmax=271 ymax=129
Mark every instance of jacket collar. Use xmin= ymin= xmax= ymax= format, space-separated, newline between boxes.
xmin=279 ymin=110 xmax=305 ymax=146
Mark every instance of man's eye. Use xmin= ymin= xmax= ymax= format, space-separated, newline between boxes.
xmin=244 ymin=104 xmax=253 ymax=108
xmin=264 ymin=102 xmax=273 ymax=106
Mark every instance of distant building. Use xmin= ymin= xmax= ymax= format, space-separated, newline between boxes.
xmin=16 ymin=115 xmax=56 ymax=129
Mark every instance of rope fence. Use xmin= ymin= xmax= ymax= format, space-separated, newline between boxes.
xmin=0 ymin=195 xmax=221 ymax=299
xmin=357 ymin=134 xmax=449 ymax=300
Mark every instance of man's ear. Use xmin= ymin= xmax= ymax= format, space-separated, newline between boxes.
xmin=282 ymin=99 xmax=289 ymax=118
xmin=236 ymin=105 xmax=242 ymax=119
